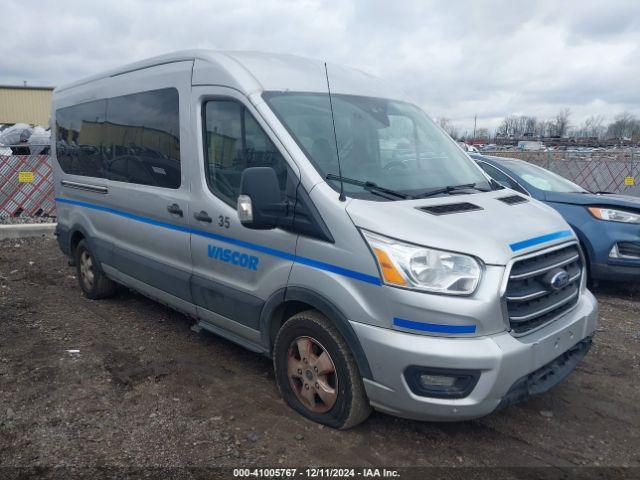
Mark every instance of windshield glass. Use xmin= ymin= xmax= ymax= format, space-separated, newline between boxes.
xmin=263 ymin=92 xmax=490 ymax=199
xmin=505 ymin=161 xmax=587 ymax=193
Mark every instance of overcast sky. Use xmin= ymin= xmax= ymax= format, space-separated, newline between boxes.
xmin=2 ymin=0 xmax=639 ymax=132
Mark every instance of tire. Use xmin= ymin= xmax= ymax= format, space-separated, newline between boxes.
xmin=273 ymin=310 xmax=371 ymax=429
xmin=75 ymin=239 xmax=117 ymax=299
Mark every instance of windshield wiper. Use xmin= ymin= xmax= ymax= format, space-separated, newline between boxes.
xmin=325 ymin=173 xmax=412 ymax=199
xmin=414 ymin=183 xmax=487 ymax=199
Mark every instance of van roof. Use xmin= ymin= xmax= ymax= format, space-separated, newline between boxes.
xmin=55 ymin=50 xmax=408 ymax=101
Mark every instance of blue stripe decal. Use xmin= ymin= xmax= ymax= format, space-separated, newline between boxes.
xmin=509 ymin=230 xmax=573 ymax=252
xmin=393 ymin=317 xmax=477 ymax=334
xmin=55 ymin=197 xmax=381 ymax=286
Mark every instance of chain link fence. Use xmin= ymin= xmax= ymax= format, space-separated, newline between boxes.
xmin=0 ymin=149 xmax=638 ymax=220
xmin=484 ymin=150 xmax=640 ymax=196
xmin=0 ymin=150 xmax=55 ymax=219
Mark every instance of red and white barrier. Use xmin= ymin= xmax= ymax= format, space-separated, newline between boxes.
xmin=0 ymin=154 xmax=55 ymax=217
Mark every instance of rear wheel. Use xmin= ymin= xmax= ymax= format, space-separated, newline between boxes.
xmin=75 ymin=239 xmax=116 ymax=299
xmin=273 ymin=310 xmax=371 ymax=429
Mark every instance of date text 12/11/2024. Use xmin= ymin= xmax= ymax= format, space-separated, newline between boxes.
xmin=232 ymin=468 xmax=401 ymax=478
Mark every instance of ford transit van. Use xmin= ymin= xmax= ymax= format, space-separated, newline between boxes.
xmin=52 ymin=51 xmax=597 ymax=429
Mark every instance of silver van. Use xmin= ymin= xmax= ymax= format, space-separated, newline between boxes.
xmin=52 ymin=50 xmax=597 ymax=429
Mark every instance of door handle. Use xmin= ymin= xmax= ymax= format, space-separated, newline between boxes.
xmin=167 ymin=203 xmax=183 ymax=217
xmin=194 ymin=210 xmax=212 ymax=223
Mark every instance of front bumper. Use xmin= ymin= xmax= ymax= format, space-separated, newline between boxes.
xmin=580 ymin=219 xmax=640 ymax=281
xmin=497 ymin=336 xmax=591 ymax=410
xmin=352 ymin=290 xmax=598 ymax=421
xmin=591 ymin=261 xmax=640 ymax=282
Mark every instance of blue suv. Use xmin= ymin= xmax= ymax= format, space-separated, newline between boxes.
xmin=472 ymin=154 xmax=640 ymax=283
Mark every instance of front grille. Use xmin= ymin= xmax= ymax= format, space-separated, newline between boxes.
xmin=505 ymin=243 xmax=583 ymax=335
xmin=419 ymin=202 xmax=482 ymax=215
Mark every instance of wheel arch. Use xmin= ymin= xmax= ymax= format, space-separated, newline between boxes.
xmin=69 ymin=229 xmax=86 ymax=256
xmin=260 ymin=286 xmax=373 ymax=380
xmin=571 ymin=226 xmax=594 ymax=280
xmin=65 ymin=224 xmax=109 ymax=268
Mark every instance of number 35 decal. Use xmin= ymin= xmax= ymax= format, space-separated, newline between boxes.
xmin=218 ymin=215 xmax=230 ymax=229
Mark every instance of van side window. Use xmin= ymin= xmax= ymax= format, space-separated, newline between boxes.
xmin=203 ymin=100 xmax=287 ymax=205
xmin=55 ymin=88 xmax=181 ymax=188
xmin=56 ymin=99 xmax=107 ymax=178
xmin=105 ymin=88 xmax=181 ymax=188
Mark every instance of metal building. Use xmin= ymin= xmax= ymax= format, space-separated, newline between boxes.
xmin=0 ymin=85 xmax=54 ymax=126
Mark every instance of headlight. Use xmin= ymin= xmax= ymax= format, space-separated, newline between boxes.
xmin=588 ymin=207 xmax=640 ymax=224
xmin=361 ymin=230 xmax=482 ymax=295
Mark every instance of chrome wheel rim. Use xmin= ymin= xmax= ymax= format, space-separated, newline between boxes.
xmin=79 ymin=250 xmax=95 ymax=289
xmin=287 ymin=336 xmax=338 ymax=413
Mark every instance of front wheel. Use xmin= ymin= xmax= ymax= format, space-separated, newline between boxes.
xmin=273 ymin=310 xmax=371 ymax=429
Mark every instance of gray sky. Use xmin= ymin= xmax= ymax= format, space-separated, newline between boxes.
xmin=2 ymin=0 xmax=639 ymax=132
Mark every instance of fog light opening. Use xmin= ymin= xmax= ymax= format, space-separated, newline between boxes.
xmin=405 ymin=366 xmax=480 ymax=399
xmin=610 ymin=242 xmax=640 ymax=260
xmin=419 ymin=374 xmax=457 ymax=388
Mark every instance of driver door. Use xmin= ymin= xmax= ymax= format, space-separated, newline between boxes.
xmin=188 ymin=86 xmax=300 ymax=342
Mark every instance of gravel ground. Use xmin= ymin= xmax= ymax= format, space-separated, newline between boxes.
xmin=0 ymin=215 xmax=56 ymax=225
xmin=0 ymin=237 xmax=639 ymax=469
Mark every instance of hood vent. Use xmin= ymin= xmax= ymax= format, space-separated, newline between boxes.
xmin=419 ymin=202 xmax=483 ymax=216
xmin=498 ymin=195 xmax=529 ymax=205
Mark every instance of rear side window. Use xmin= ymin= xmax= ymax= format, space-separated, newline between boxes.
xmin=203 ymin=100 xmax=288 ymax=205
xmin=56 ymin=99 xmax=107 ymax=177
xmin=55 ymin=88 xmax=181 ymax=188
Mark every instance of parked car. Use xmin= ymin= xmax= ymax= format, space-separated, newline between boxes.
xmin=472 ymin=154 xmax=640 ymax=283
xmin=52 ymin=50 xmax=597 ymax=428
xmin=457 ymin=142 xmax=479 ymax=153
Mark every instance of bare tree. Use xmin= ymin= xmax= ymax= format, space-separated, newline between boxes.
xmin=496 ymin=115 xmax=541 ymax=137
xmin=551 ymin=108 xmax=571 ymax=137
xmin=607 ymin=112 xmax=640 ymax=139
xmin=475 ymin=128 xmax=490 ymax=141
xmin=437 ymin=117 xmax=460 ymax=140
xmin=496 ymin=115 xmax=520 ymax=137
xmin=521 ymin=116 xmax=538 ymax=136
xmin=577 ymin=115 xmax=606 ymax=139
xmin=493 ymin=109 xmax=640 ymax=142
xmin=533 ymin=120 xmax=548 ymax=137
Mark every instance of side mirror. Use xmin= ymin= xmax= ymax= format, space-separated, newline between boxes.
xmin=237 ymin=167 xmax=287 ymax=229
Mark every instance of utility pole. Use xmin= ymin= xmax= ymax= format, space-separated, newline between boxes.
xmin=472 ymin=115 xmax=477 ymax=143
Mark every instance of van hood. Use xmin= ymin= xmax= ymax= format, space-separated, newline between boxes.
xmin=545 ymin=190 xmax=640 ymax=210
xmin=346 ymin=191 xmax=574 ymax=265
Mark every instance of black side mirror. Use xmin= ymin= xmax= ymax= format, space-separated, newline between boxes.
xmin=237 ymin=167 xmax=287 ymax=229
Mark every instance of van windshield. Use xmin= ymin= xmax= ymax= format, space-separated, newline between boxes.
xmin=263 ymin=92 xmax=490 ymax=200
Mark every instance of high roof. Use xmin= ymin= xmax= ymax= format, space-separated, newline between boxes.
xmin=56 ymin=50 xmax=408 ymax=101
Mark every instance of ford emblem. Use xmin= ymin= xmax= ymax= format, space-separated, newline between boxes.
xmin=549 ymin=270 xmax=570 ymax=290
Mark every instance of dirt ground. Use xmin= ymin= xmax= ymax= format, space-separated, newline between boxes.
xmin=0 ymin=236 xmax=639 ymax=468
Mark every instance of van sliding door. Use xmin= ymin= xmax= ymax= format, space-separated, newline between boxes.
xmin=98 ymin=62 xmax=195 ymax=313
